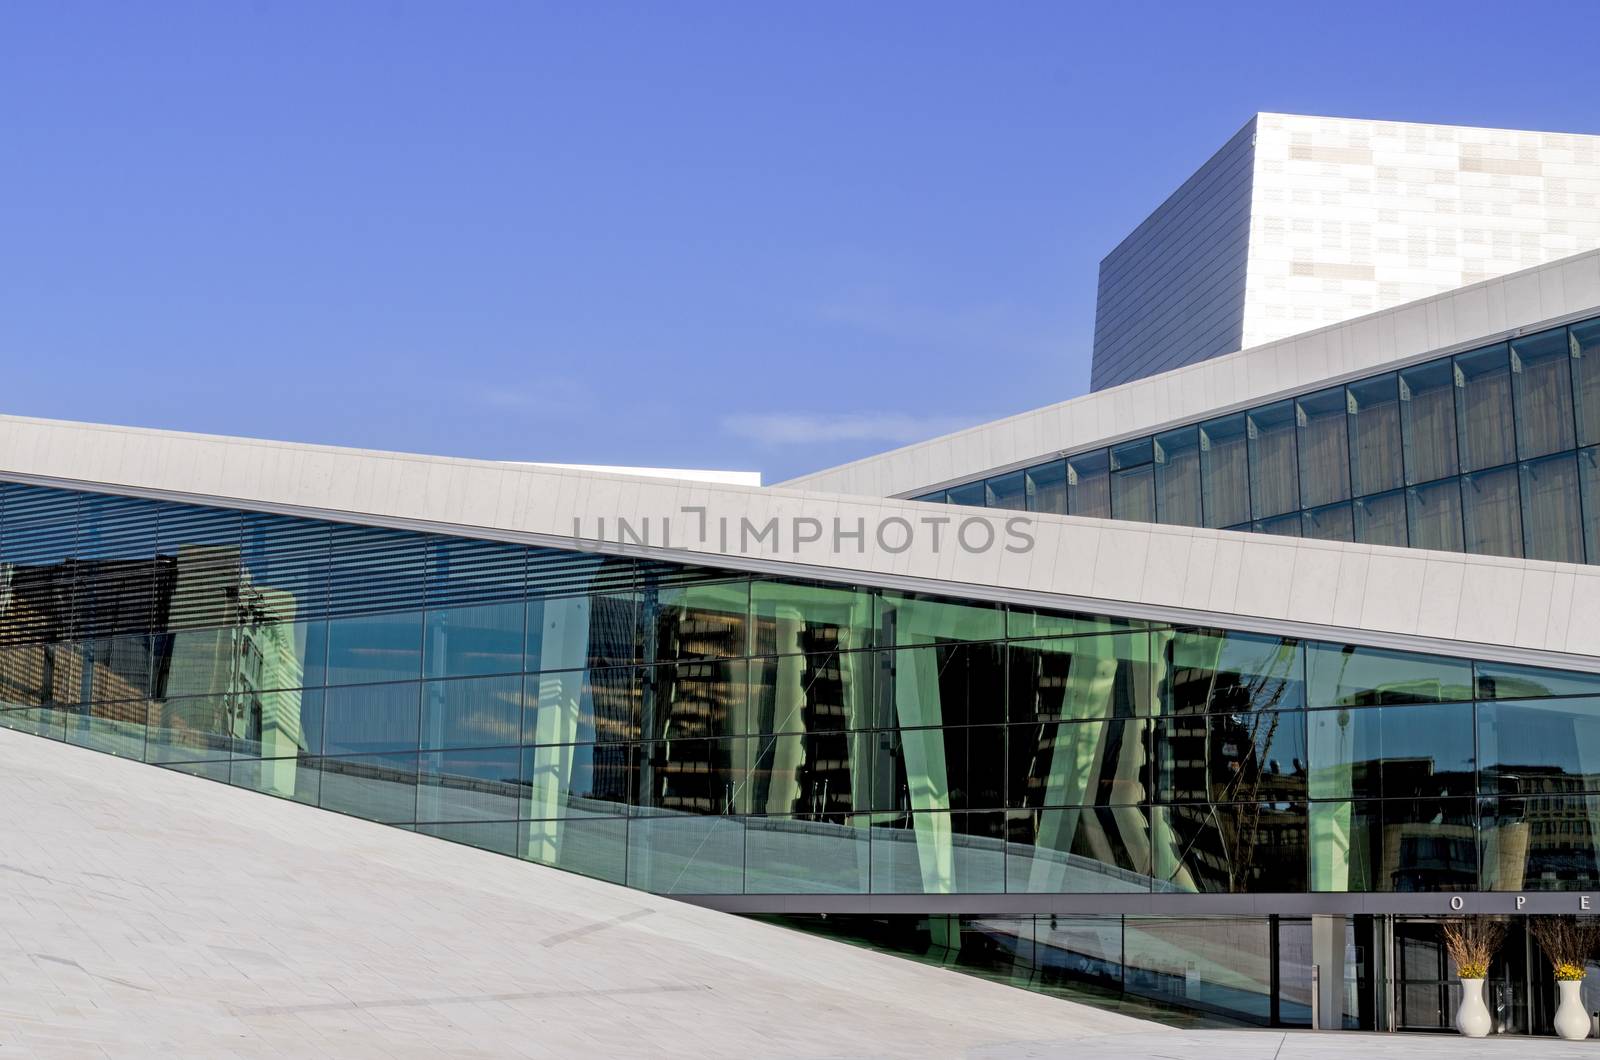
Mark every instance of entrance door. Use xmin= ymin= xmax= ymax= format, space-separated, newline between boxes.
xmin=1392 ymin=918 xmax=1530 ymax=1034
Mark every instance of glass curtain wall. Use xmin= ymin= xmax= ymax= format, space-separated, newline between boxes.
xmin=5 ymin=481 xmax=1600 ymax=899
xmin=914 ymin=314 xmax=1600 ymax=566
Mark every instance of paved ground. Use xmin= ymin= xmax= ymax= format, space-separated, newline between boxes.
xmin=0 ymin=729 xmax=1588 ymax=1058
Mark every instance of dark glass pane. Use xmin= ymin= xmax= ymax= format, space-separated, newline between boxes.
xmin=1307 ymin=707 xmax=1381 ymax=800
xmin=323 ymin=681 xmax=420 ymax=755
xmin=874 ymin=724 xmax=1004 ymax=812
xmin=416 ymin=745 xmax=522 ymax=822
xmin=1311 ymin=799 xmax=1477 ymax=892
xmin=1478 ymin=698 xmax=1600 ymax=795
xmin=1125 ymin=918 xmax=1275 ymax=1019
xmin=326 ymin=610 xmax=422 ymax=685
xmin=744 ymin=814 xmax=870 ymax=894
xmin=1025 ymin=460 xmax=1068 ymax=515
xmin=316 ymin=752 xmax=419 ymax=824
xmin=1248 ymin=400 xmax=1299 ymax=518
xmin=1512 ymin=327 xmax=1577 ymax=459
xmin=1007 ymin=634 xmax=1155 ymax=723
xmin=521 ymin=742 xmax=633 ymax=819
xmin=1305 ymin=642 xmax=1472 ymax=707
xmin=1378 ymin=703 xmax=1476 ymax=799
xmin=1004 ymin=807 xmax=1151 ymax=892
xmin=878 ymin=591 xmax=1002 ymax=647
xmin=1348 ymin=373 xmax=1404 ymax=497
xmin=636 ymin=736 xmax=755 ymax=815
xmin=749 ymin=650 xmax=875 ymax=735
xmin=947 ymin=481 xmax=986 ymax=507
xmin=1008 ymin=719 xmax=1148 ymax=807
xmin=1476 ymin=660 xmax=1600 ymax=700
xmin=524 ymin=666 xmax=640 ymax=746
xmin=1297 ymin=386 xmax=1352 ymax=507
xmin=1353 ymin=490 xmax=1408 ymax=548
xmin=1253 ymin=512 xmax=1302 ymax=537
xmin=1067 ymin=450 xmax=1111 ymax=519
xmin=1574 ymin=321 xmax=1600 ymax=448
xmin=1155 ymin=710 xmax=1306 ymax=802
xmin=1200 ymin=413 xmax=1251 ymax=529
xmin=1480 ymin=796 xmax=1600 ymax=891
xmin=749 ymin=729 xmax=873 ymax=816
xmin=1110 ymin=465 xmax=1155 ymax=523
xmin=985 ymin=470 xmax=1028 ymax=511
xmin=1584 ymin=447 xmax=1600 ymax=564
xmin=868 ymin=810 xmax=1006 ymax=894
xmin=642 ymin=659 xmax=747 ymax=741
xmin=643 ymin=580 xmax=748 ymax=663
xmin=1163 ymin=629 xmax=1304 ymax=714
xmin=1406 ymin=478 xmax=1463 ymax=552
xmin=1400 ymin=358 xmax=1459 ymax=484
xmin=1153 ymin=802 xmax=1307 ymax=893
xmin=1461 ymin=465 xmax=1522 ymax=558
xmin=422 ymin=601 xmax=523 ymax=679
xmin=911 ymin=491 xmax=947 ymax=504
xmin=1455 ymin=344 xmax=1516 ymax=473
xmin=1302 ymin=502 xmax=1354 ymax=542
xmin=1153 ymin=427 xmax=1202 ymax=527
xmin=750 ymin=580 xmax=873 ymax=655
xmin=420 ymin=674 xmax=523 ymax=750
xmin=1520 ymin=452 xmax=1584 ymax=564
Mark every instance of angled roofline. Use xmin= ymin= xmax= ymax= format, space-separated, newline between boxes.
xmin=777 ymin=248 xmax=1600 ymax=499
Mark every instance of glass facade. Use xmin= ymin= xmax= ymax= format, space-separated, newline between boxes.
xmin=5 ymin=481 xmax=1600 ymax=899
xmin=916 ymin=315 xmax=1600 ymax=564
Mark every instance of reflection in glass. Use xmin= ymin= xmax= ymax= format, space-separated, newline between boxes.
xmin=1009 ymin=720 xmax=1147 ymax=808
xmin=879 ymin=592 xmax=1003 ymax=647
xmin=1200 ymin=413 xmax=1251 ymax=529
xmin=628 ymin=815 xmax=746 ymax=894
xmin=317 ymin=752 xmax=419 ymax=825
xmin=636 ymin=736 xmax=755 ymax=816
xmin=875 ymin=642 xmax=1005 ymax=729
xmin=1480 ymin=796 xmax=1600 ymax=892
xmin=1461 ymin=465 xmax=1522 ymax=558
xmin=750 ymin=729 xmax=873 ymax=816
xmin=1156 ymin=711 xmax=1305 ymax=803
xmin=1153 ymin=803 xmax=1307 ymax=893
xmin=1476 ymin=660 xmax=1600 ymax=700
xmin=749 ymin=651 xmax=874 ymax=736
xmin=1254 ymin=512 xmax=1302 ymax=538
xmin=323 ymin=681 xmax=420 ymax=755
xmin=744 ymin=814 xmax=870 ymax=893
xmin=875 ymin=723 xmax=1004 ymax=812
xmin=750 ymin=580 xmax=874 ymax=656
xmin=1248 ymin=400 xmax=1299 ymax=518
xmin=1478 ymin=698 xmax=1600 ymax=795
xmin=1297 ymin=387 xmax=1351 ymax=508
xmin=326 ymin=611 xmax=422 ymax=685
xmin=644 ymin=580 xmax=748 ymax=663
xmin=1312 ymin=798 xmax=1475 ymax=892
xmin=1005 ymin=807 xmax=1151 ymax=892
xmin=1007 ymin=634 xmax=1153 ymax=723
xmin=643 ymin=660 xmax=747 ymax=741
xmin=423 ymin=602 xmax=523 ymax=678
xmin=420 ymin=675 xmax=523 ymax=749
xmin=1164 ymin=629 xmax=1304 ymax=714
xmin=869 ymin=811 xmax=1006 ymax=894
xmin=1153 ymin=427 xmax=1202 ymax=527
xmin=1455 ymin=344 xmax=1516 ymax=473
xmin=523 ymin=815 xmax=628 ymax=884
xmin=1348 ymin=373 xmax=1403 ymax=498
xmin=1305 ymin=642 xmax=1472 ymax=707
xmin=946 ymin=481 xmax=986 ymax=507
xmin=1068 ymin=450 xmax=1111 ymax=519
xmin=417 ymin=745 xmax=522 ymax=822
xmin=520 ymin=742 xmax=632 ymax=819
xmin=1512 ymin=328 xmax=1576 ymax=459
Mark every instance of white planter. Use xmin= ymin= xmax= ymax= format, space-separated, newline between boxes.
xmin=1554 ymin=979 xmax=1590 ymax=1040
xmin=1456 ymin=977 xmax=1491 ymax=1038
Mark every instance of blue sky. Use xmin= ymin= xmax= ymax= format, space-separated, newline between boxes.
xmin=3 ymin=2 xmax=1597 ymax=482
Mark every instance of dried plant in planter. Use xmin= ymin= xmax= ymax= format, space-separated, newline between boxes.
xmin=1442 ymin=918 xmax=1508 ymax=980
xmin=1529 ymin=917 xmax=1600 ymax=981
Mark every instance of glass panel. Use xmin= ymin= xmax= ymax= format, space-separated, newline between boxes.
xmin=750 ymin=580 xmax=874 ymax=655
xmin=1025 ymin=460 xmax=1068 ymax=515
xmin=422 ymin=601 xmax=523 ymax=679
xmin=230 ymin=753 xmax=320 ymax=806
xmin=1153 ymin=803 xmax=1307 ymax=892
xmin=526 ymin=591 xmax=636 ymax=672
xmin=642 ymin=659 xmax=747 ymax=740
xmin=1460 ymin=465 xmax=1522 ymax=558
xmin=878 ymin=591 xmax=1003 ymax=646
xmin=985 ymin=470 xmax=1028 ymax=511
xmin=1153 ymin=427 xmax=1201 ymax=527
xmin=911 ymin=491 xmax=947 ymax=504
xmin=1163 ymin=629 xmax=1304 ymax=714
xmin=520 ymin=742 xmax=633 ymax=819
xmin=145 ymin=694 xmax=235 ymax=762
xmin=749 ymin=729 xmax=873 ymax=816
xmin=627 ymin=814 xmax=746 ymax=894
xmin=326 ymin=610 xmax=422 ymax=685
xmin=744 ymin=815 xmax=870 ymax=894
xmin=1253 ymin=512 xmax=1302 ymax=537
xmin=1200 ymin=413 xmax=1251 ymax=529
xmin=1297 ymin=386 xmax=1352 ymax=507
xmin=322 ymin=681 xmax=420 ymax=755
xmin=1305 ymin=642 xmax=1472 ymax=707
xmin=1348 ymin=373 xmax=1404 ymax=497
xmin=1302 ymin=502 xmax=1354 ymax=542
xmin=1406 ymin=478 xmax=1463 ymax=553
xmin=644 ymin=580 xmax=748 ymax=663
xmin=1520 ymin=452 xmax=1584 ymax=564
xmin=874 ymin=723 xmax=1004 ymax=812
xmin=1478 ymin=698 xmax=1600 ymax=795
xmin=1248 ymin=400 xmax=1299 ymax=518
xmin=1007 ymin=633 xmax=1154 ymax=723
xmin=868 ymin=811 xmax=1006 ymax=894
xmin=1006 ymin=607 xmax=1145 ymax=639
xmin=416 ymin=745 xmax=522 ymax=822
xmin=420 ymin=674 xmax=523 ymax=750
xmin=151 ymin=627 xmax=241 ymax=699
xmin=1378 ymin=703 xmax=1476 ymax=799
xmin=1400 ymin=358 xmax=1459 ymax=484
xmin=749 ymin=650 xmax=875 ymax=735
xmin=1155 ymin=710 xmax=1306 ymax=802
xmin=416 ymin=820 xmax=518 ymax=857
xmin=316 ymin=752 xmax=419 ymax=825
xmin=1312 ymin=798 xmax=1475 ymax=892
xmin=1067 ymin=450 xmax=1111 ymax=519
xmin=1481 ymin=796 xmax=1600 ymax=891
xmin=1008 ymin=719 xmax=1149 ymax=807
xmin=1353 ymin=490 xmax=1408 ymax=548
xmin=1124 ymin=918 xmax=1275 ymax=1020
xmin=1307 ymin=707 xmax=1381 ymax=801
xmin=1512 ymin=327 xmax=1577 ymax=459
xmin=946 ymin=481 xmax=986 ymax=507
xmin=65 ymin=699 xmax=147 ymax=759
xmin=1455 ymin=344 xmax=1516 ymax=473
xmin=636 ymin=736 xmax=755 ymax=816
xmin=1574 ymin=320 xmax=1600 ymax=448
xmin=524 ymin=665 xmax=640 ymax=746
xmin=522 ymin=816 xmax=628 ymax=884
xmin=235 ymin=687 xmax=323 ymax=759
xmin=1004 ymin=807 xmax=1151 ymax=893
xmin=876 ymin=642 xmax=1006 ymax=729
xmin=1476 ymin=660 xmax=1600 ymax=700
xmin=1584 ymin=448 xmax=1600 ymax=564
xmin=1109 ymin=445 xmax=1155 ymax=523
xmin=240 ymin=617 xmax=325 ymax=692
